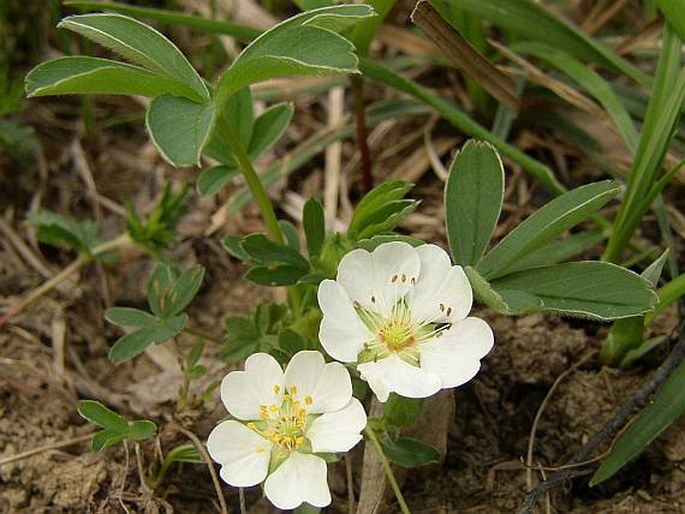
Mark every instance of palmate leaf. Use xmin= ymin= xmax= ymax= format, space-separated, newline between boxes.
xmin=58 ymin=13 xmax=209 ymax=101
xmin=25 ymin=57 xmax=200 ymax=99
xmin=214 ymin=4 xmax=375 ymax=106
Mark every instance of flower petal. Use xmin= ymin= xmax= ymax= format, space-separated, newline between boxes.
xmin=284 ymin=351 xmax=353 ymax=414
xmin=371 ymin=242 xmax=422 ymax=315
xmin=206 ymin=420 xmax=271 ymax=487
xmin=318 ymin=280 xmax=372 ymax=362
xmin=221 ymin=353 xmax=284 ymax=420
xmin=357 ymin=355 xmax=442 ymax=402
xmin=411 ymin=245 xmax=472 ymax=324
xmin=336 ymin=248 xmax=377 ymax=310
xmin=308 ymin=398 xmax=367 ymax=453
xmin=420 ymin=317 xmax=494 ymax=388
xmin=264 ymin=452 xmax=331 ymax=510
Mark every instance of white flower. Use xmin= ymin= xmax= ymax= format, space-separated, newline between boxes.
xmin=318 ymin=241 xmax=494 ymax=403
xmin=206 ymin=351 xmax=367 ymax=510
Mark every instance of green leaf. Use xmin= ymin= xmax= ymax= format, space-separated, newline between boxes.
xmin=108 ymin=314 xmax=186 ymax=363
xmin=247 ymin=102 xmax=294 ymax=158
xmin=657 ymin=1 xmax=685 ymax=42
xmin=128 ymin=420 xmax=157 ymax=440
xmin=383 ymin=395 xmax=423 ymax=429
xmin=464 ymin=266 xmax=510 ymax=313
xmin=25 ymin=56 xmax=200 ymax=99
xmin=380 ymin=436 xmax=441 ymax=468
xmin=108 ymin=328 xmax=159 ymax=364
xmin=433 ymin=0 xmax=648 ymax=85
xmin=490 ymin=262 xmax=658 ymax=320
xmin=348 ymin=181 xmax=417 ymax=240
xmin=204 ymin=88 xmax=254 ymax=164
xmin=146 ymin=95 xmax=214 ymax=167
xmin=162 ymin=265 xmax=205 ymax=317
xmin=222 ymin=235 xmax=252 ymax=262
xmin=147 ymin=263 xmax=175 ymax=317
xmin=223 ymin=315 xmax=261 ymax=362
xmin=28 ymin=210 xmax=101 ymax=255
xmin=91 ymin=429 xmax=126 ymax=452
xmin=186 ymin=342 xmax=204 ymax=369
xmin=501 ymin=231 xmax=605 ymax=275
xmin=591 ymin=358 xmax=685 ymax=485
xmin=477 ymin=181 xmax=620 ymax=279
xmin=58 ymin=13 xmax=208 ymax=101
xmin=78 ymin=400 xmax=129 ymax=432
xmin=303 ymin=198 xmax=326 ymax=258
xmin=357 ymin=200 xmax=418 ymax=240
xmin=601 ymin=316 xmax=646 ymax=366
xmin=241 ymin=234 xmax=309 ymax=269
xmin=444 ymin=140 xmax=504 ymax=266
xmin=187 ymin=365 xmax=207 ymax=380
xmin=642 ymin=249 xmax=670 ymax=288
xmin=105 ymin=307 xmax=157 ymax=328
xmin=165 ymin=443 xmax=201 ymax=463
xmin=197 ymin=164 xmax=240 ymax=197
xmin=246 ymin=265 xmax=310 ymax=286
xmin=215 ymin=4 xmax=375 ymax=104
xmin=275 ymin=223 xmax=298 ymax=254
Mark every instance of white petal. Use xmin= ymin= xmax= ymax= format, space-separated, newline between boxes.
xmin=206 ymin=420 xmax=271 ymax=487
xmin=308 ymin=398 xmax=367 ymax=453
xmin=221 ymin=353 xmax=284 ymax=420
xmin=284 ymin=351 xmax=353 ymax=413
xmin=420 ymin=317 xmax=494 ymax=388
xmin=336 ymin=248 xmax=377 ymax=310
xmin=318 ymin=280 xmax=372 ymax=362
xmin=372 ymin=242 xmax=422 ymax=315
xmin=264 ymin=452 xmax=331 ymax=510
xmin=358 ymin=355 xmax=442 ymax=402
xmin=411 ymin=251 xmax=473 ymax=324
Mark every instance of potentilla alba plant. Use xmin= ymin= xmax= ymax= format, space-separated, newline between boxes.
xmin=318 ymin=241 xmax=494 ymax=402
xmin=207 ymin=351 xmax=366 ymax=510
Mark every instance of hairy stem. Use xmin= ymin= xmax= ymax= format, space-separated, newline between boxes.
xmin=224 ymin=124 xmax=284 ymax=244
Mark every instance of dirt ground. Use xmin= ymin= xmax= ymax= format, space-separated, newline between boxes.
xmin=3 ymin=1 xmax=685 ymax=512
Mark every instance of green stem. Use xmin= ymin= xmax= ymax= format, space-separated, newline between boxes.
xmin=223 ymin=124 xmax=284 ymax=244
xmin=223 ymin=124 xmax=304 ymax=314
xmin=363 ymin=427 xmax=411 ymax=514
xmin=646 ymin=273 xmax=685 ymax=324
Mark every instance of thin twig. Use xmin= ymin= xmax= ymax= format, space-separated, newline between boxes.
xmin=172 ymin=423 xmax=228 ymax=514
xmin=0 ymin=432 xmax=96 ymax=466
xmin=518 ymin=318 xmax=685 ymax=513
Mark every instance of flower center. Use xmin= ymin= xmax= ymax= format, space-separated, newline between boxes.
xmin=378 ymin=319 xmax=415 ymax=351
xmin=356 ymin=299 xmax=453 ymax=367
xmin=248 ymin=385 xmax=313 ymax=452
